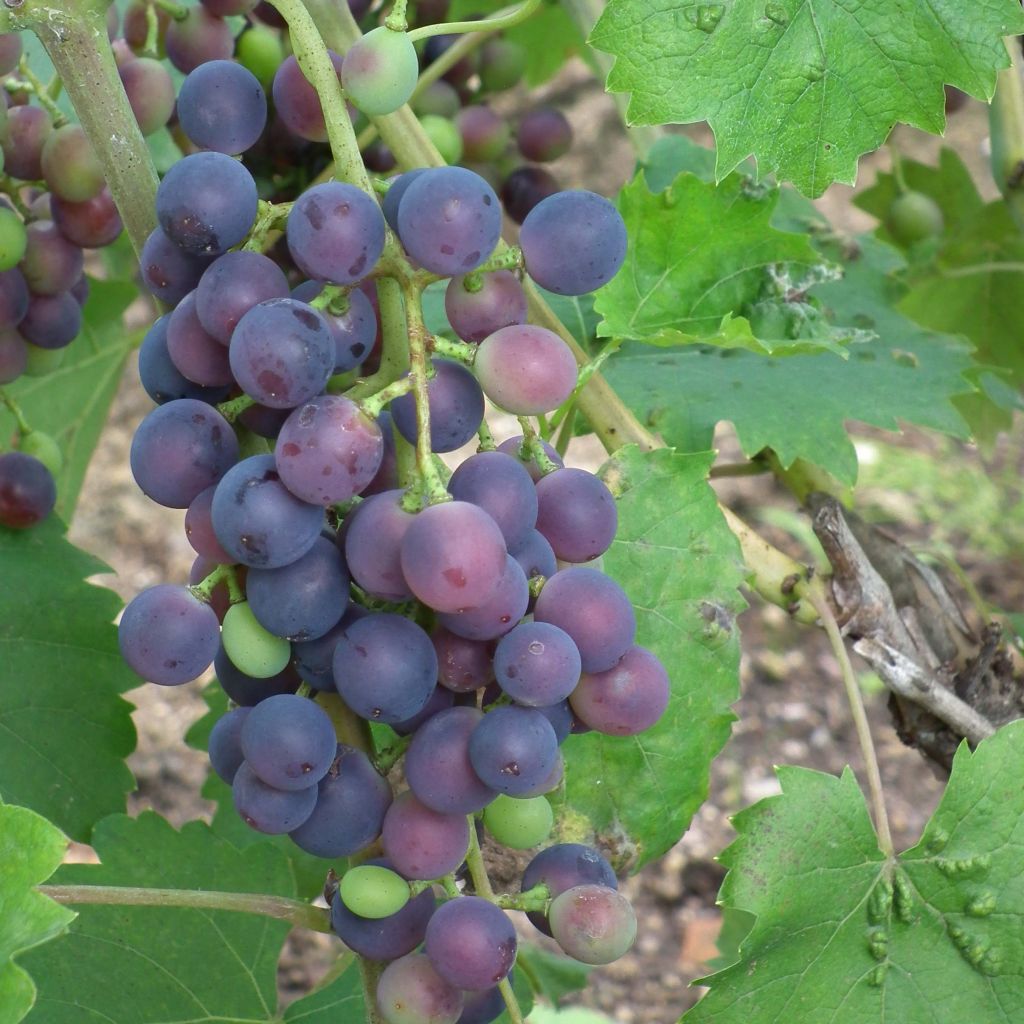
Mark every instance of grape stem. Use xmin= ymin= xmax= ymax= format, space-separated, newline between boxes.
xmin=243 ymin=200 xmax=293 ymax=252
xmin=151 ymin=0 xmax=189 ymax=21
xmin=429 ymin=337 xmax=476 ymax=365
xmin=360 ymin=376 xmax=414 ymax=419
xmin=38 ymin=884 xmax=333 ymax=931
xmin=14 ymin=56 xmax=68 ymax=126
xmin=516 ymin=417 xmax=559 ymax=475
xmin=477 ymin=418 xmax=497 ymax=451
xmin=0 ymin=389 xmax=32 ymax=437
xmin=384 ymin=0 xmax=409 ymax=32
xmin=495 ymin=882 xmax=550 ymax=913
xmin=190 ymin=564 xmax=243 ymax=604
xmin=143 ymin=3 xmax=161 ymax=57
xmin=216 ymin=393 xmax=257 ymax=424
xmin=406 ymin=0 xmax=542 ymax=42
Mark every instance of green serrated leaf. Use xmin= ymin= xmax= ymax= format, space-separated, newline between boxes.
xmin=0 ymin=799 xmax=74 ymax=1024
xmin=21 ymin=812 xmax=325 ymax=1023
xmin=686 ymin=720 xmax=1024 ymax=1023
xmin=281 ymin=962 xmax=364 ymax=1022
xmin=591 ymin=0 xmax=1024 ymax=197
xmin=0 ymin=279 xmax=138 ymax=519
xmin=516 ymin=943 xmax=593 ymax=1007
xmin=594 ymin=173 xmax=850 ymax=357
xmin=0 ymin=518 xmax=136 ymax=841
xmin=556 ymin=447 xmax=744 ymax=870
xmin=606 ymin=237 xmax=977 ymax=484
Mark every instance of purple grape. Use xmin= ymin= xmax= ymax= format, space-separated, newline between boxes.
xmin=0 ymin=268 xmax=29 ymax=328
xmin=214 ymin=644 xmax=300 ymax=705
xmin=165 ymin=6 xmax=234 ymax=73
xmin=535 ymin=467 xmax=617 ymax=563
xmin=119 ymin=56 xmax=176 ymax=135
xmin=549 ymin=885 xmax=636 ymax=965
xmin=17 ymin=293 xmax=81 ymax=350
xmin=456 ymin=105 xmax=510 ymax=162
xmin=118 ymin=583 xmax=221 ymax=685
xmin=437 ymin=555 xmax=528 ymax=642
xmin=404 ymin=707 xmax=497 ymax=814
xmin=400 ymin=501 xmax=507 ymax=613
xmin=445 ymin=271 xmax=527 ymax=344
xmin=333 ymin=612 xmax=437 ymax=724
xmin=3 ymin=106 xmax=52 ymax=180
xmin=496 ymin=434 xmax=563 ymax=481
xmin=391 ymin=684 xmax=456 ymax=735
xmin=510 ymin=529 xmax=556 ymax=581
xmin=422 ymin=33 xmax=478 ymax=85
xmin=232 ymin=761 xmax=317 ymax=834
xmin=521 ymin=842 xmax=617 ymax=937
xmin=139 ymin=315 xmax=230 ymax=406
xmin=458 ymin=982 xmax=506 ymax=1024
xmin=382 ymin=169 xmax=425 ymax=232
xmin=140 ymin=227 xmax=213 ymax=305
xmin=178 ymin=60 xmax=267 ymax=155
xmin=290 ymin=744 xmax=393 ymax=857
xmin=287 ymin=182 xmax=386 ymax=285
xmin=70 ymin=276 xmax=89 ymax=307
xmin=156 ymin=152 xmax=258 ymax=255
xmin=237 ymin=402 xmax=291 ymax=439
xmin=20 ymin=221 xmax=83 ymax=296
xmin=448 ymin=450 xmax=538 ymax=549
xmin=381 ymin=791 xmax=470 ymax=880
xmin=0 ymin=32 xmax=22 ymax=76
xmin=292 ymin=282 xmax=377 ymax=373
xmin=532 ymin=699 xmax=573 ymax=744
xmin=211 ymin=454 xmax=324 ymax=568
xmin=425 ymin=896 xmax=516 ymax=991
xmin=432 ymin=627 xmax=493 ymax=693
xmin=0 ymin=451 xmax=55 ymax=528
xmin=167 ymin=291 xmax=234 ymax=387
xmin=570 ymin=645 xmax=670 ymax=736
xmin=196 ymin=251 xmax=289 ymax=345
xmin=390 ymin=358 xmax=485 ymax=454
xmin=493 ymin=622 xmax=581 ymax=707
xmin=500 ymin=166 xmax=559 ymax=225
xmin=0 ymin=329 xmax=26 ymax=384
xmin=343 ymin=489 xmax=415 ymax=601
xmin=520 ymin=190 xmax=626 ymax=296
xmin=51 ymin=189 xmax=123 ymax=249
xmin=468 ymin=705 xmax=558 ymax=796
xmin=396 ymin=167 xmax=501 ymax=276
xmin=185 ymin=484 xmax=233 ymax=561
xmin=130 ymin=398 xmax=239 ymax=508
xmin=475 ymin=324 xmax=577 ymax=415
xmin=229 ymin=298 xmax=334 ymax=409
xmin=240 ymin=692 xmax=337 ymax=791
xmin=272 ymin=52 xmax=344 ymax=142
xmin=363 ymin=412 xmax=398 ymax=496
xmin=208 ymin=707 xmax=251 ymax=783
xmin=516 ymin=107 xmax=572 ymax=162
xmin=362 ymin=139 xmax=397 ymax=173
xmin=246 ymin=536 xmax=349 ymax=641
xmin=291 ymin=603 xmax=367 ymax=690
xmin=377 ymin=953 xmax=464 ymax=1024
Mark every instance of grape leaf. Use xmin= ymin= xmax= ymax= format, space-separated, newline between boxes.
xmin=590 ymin=0 xmax=1024 ymax=197
xmin=605 ymin=237 xmax=977 ymax=484
xmin=595 ymin=172 xmax=857 ymax=357
xmin=21 ymin=812 xmax=343 ymax=1023
xmin=0 ymin=799 xmax=74 ymax=1024
xmin=685 ymin=720 xmax=1024 ymax=1023
xmin=516 ymin=944 xmax=593 ymax=1006
xmin=557 ymin=447 xmax=745 ymax=870
xmin=0 ymin=279 xmax=138 ymax=518
xmin=0 ymin=517 xmax=136 ymax=842
xmin=280 ymin=966 xmax=364 ymax=1022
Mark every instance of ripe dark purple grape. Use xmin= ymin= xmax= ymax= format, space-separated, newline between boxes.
xmin=178 ymin=60 xmax=267 ymax=155
xmin=240 ymin=692 xmax=337 ymax=791
xmin=458 ymin=981 xmax=506 ymax=1024
xmin=0 ymin=268 xmax=29 ymax=328
xmin=0 ymin=330 xmax=26 ymax=384
xmin=510 ymin=529 xmax=557 ymax=581
xmin=496 ymin=434 xmax=563 ymax=482
xmin=232 ymin=760 xmax=317 ymax=834
xmin=521 ymin=842 xmax=617 ymax=937
xmin=273 ymin=52 xmax=345 ymax=142
xmin=570 ymin=645 xmax=670 ymax=736
xmin=290 ymin=744 xmax=393 ymax=857
xmin=468 ymin=705 xmax=559 ymax=796
xmin=475 ymin=324 xmax=577 ymax=415
xmin=246 ymin=536 xmax=349 ymax=641
xmin=396 ymin=167 xmax=502 ymax=276
xmin=362 ymin=139 xmax=397 ymax=173
xmin=549 ymin=884 xmax=637 ymax=965
xmin=118 ymin=584 xmax=221 ymax=685
xmin=381 ymin=791 xmax=470 ymax=880
xmin=432 ymin=627 xmax=493 ymax=693
xmin=185 ymin=485 xmax=233 ymax=562
xmin=274 ymin=395 xmax=384 ymax=505
xmin=293 ymin=281 xmax=377 ymax=372
xmin=211 ymin=454 xmax=325 ymax=568
xmin=167 ymin=291 xmax=234 ymax=387
xmin=130 ymin=398 xmax=239 ymax=509
xmin=215 ymin=645 xmax=301 ymax=706
xmin=292 ymin=604 xmax=368 ymax=690
xmin=438 ymin=554 xmax=528 ymax=642
xmin=118 ymin=57 xmax=176 ymax=136
xmin=516 ymin=107 xmax=572 ymax=162
xmin=140 ymin=228 xmax=214 ymax=305
xmin=448 ymin=450 xmax=538 ymax=550
xmin=20 ymin=221 xmax=83 ymax=296
xmin=333 ymin=612 xmax=437 ymax=724
xmin=445 ymin=271 xmax=528 ymax=345
xmin=520 ymin=190 xmax=627 ymax=296
xmin=422 ymin=33 xmax=478 ymax=86
xmin=165 ymin=5 xmax=234 ymax=73
xmin=493 ymin=621 xmax=581 ymax=706
xmin=157 ymin=152 xmax=258 ymax=255
xmin=535 ymin=467 xmax=617 ymax=563
xmin=404 ymin=707 xmax=497 ymax=814
xmin=196 ymin=251 xmax=289 ymax=345
xmin=425 ymin=896 xmax=516 ymax=991
xmin=208 ymin=707 xmax=250 ymax=783
xmin=343 ymin=489 xmax=415 ymax=601
xmin=0 ymin=451 xmax=56 ymax=529
xmin=18 ymin=293 xmax=81 ymax=350
xmin=382 ymin=169 xmax=426 ymax=232
xmin=287 ymin=181 xmax=386 ymax=285
xmin=400 ymin=501 xmax=506 ymax=613
xmin=534 ymin=567 xmax=636 ymax=673
xmin=456 ymin=105 xmax=511 ymax=162
xmin=377 ymin=953 xmax=463 ymax=1024
xmin=501 ymin=166 xmax=559 ymax=225
xmin=390 ymin=358 xmax=485 ymax=454
xmin=51 ymin=189 xmax=123 ymax=249
xmin=139 ymin=315 xmax=230 ymax=405
xmin=229 ymin=298 xmax=334 ymax=409
xmin=3 ymin=106 xmax=52 ymax=181
xmin=391 ymin=684 xmax=456 ymax=736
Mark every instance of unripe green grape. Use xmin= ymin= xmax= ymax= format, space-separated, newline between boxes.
xmin=23 ymin=342 xmax=64 ymax=377
xmin=19 ymin=430 xmax=62 ymax=477
xmin=339 ymin=865 xmax=410 ymax=919
xmin=479 ymin=38 xmax=527 ymax=93
xmin=420 ymin=114 xmax=463 ymax=165
xmin=0 ymin=208 xmax=26 ymax=271
xmin=222 ymin=601 xmax=291 ymax=678
xmin=342 ymin=27 xmax=419 ymax=117
xmin=41 ymin=124 xmax=105 ymax=203
xmin=412 ymin=80 xmax=461 ymax=120
xmin=236 ymin=26 xmax=284 ymax=88
xmin=886 ymin=190 xmax=944 ymax=246
xmin=483 ymin=794 xmax=554 ymax=849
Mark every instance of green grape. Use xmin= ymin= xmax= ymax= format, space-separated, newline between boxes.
xmin=886 ymin=190 xmax=944 ymax=246
xmin=479 ymin=38 xmax=527 ymax=93
xmin=339 ymin=865 xmax=411 ymax=920
xmin=23 ymin=341 xmax=64 ymax=377
xmin=235 ymin=26 xmax=284 ymax=88
xmin=41 ymin=124 xmax=105 ymax=203
xmin=19 ymin=430 xmax=62 ymax=477
xmin=0 ymin=207 xmax=27 ymax=271
xmin=420 ymin=115 xmax=463 ymax=166
xmin=483 ymin=794 xmax=554 ymax=849
xmin=221 ymin=601 xmax=291 ymax=678
xmin=341 ymin=27 xmax=418 ymax=117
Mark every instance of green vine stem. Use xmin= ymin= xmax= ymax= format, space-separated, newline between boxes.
xmin=38 ymin=884 xmax=333 ymax=932
xmin=26 ymin=0 xmax=159 ymax=257
xmin=15 ymin=55 xmax=67 ymax=126
xmin=989 ymin=38 xmax=1024 ymax=230
xmin=0 ymin=388 xmax=31 ymax=437
xmin=359 ymin=958 xmax=386 ymax=1024
xmin=217 ymin=393 xmax=257 ymax=423
xmin=406 ymin=0 xmax=542 ymax=42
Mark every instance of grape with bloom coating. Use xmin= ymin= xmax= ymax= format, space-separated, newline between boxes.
xmin=493 ymin=621 xmax=581 ymax=706
xmin=475 ymin=324 xmax=577 ymax=415
xmin=240 ymin=692 xmax=337 ymax=791
xmin=341 ymin=26 xmax=419 ymax=116
xmin=391 ymin=358 xmax=485 ymax=454
xmin=232 ymin=761 xmax=317 ymax=834
xmin=445 ymin=270 xmax=527 ymax=344
xmin=535 ymin=467 xmax=617 ymax=563
xmin=377 ymin=953 xmax=463 ymax=1024
xmin=381 ymin=791 xmax=470 ymax=880
xmin=569 ymin=645 xmax=670 ymax=736
xmin=177 ymin=60 xmax=267 ymax=155
xmin=549 ymin=884 xmax=637 ymax=965
xmin=0 ymin=451 xmax=56 ymax=529
xmin=425 ymin=896 xmax=517 ymax=991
